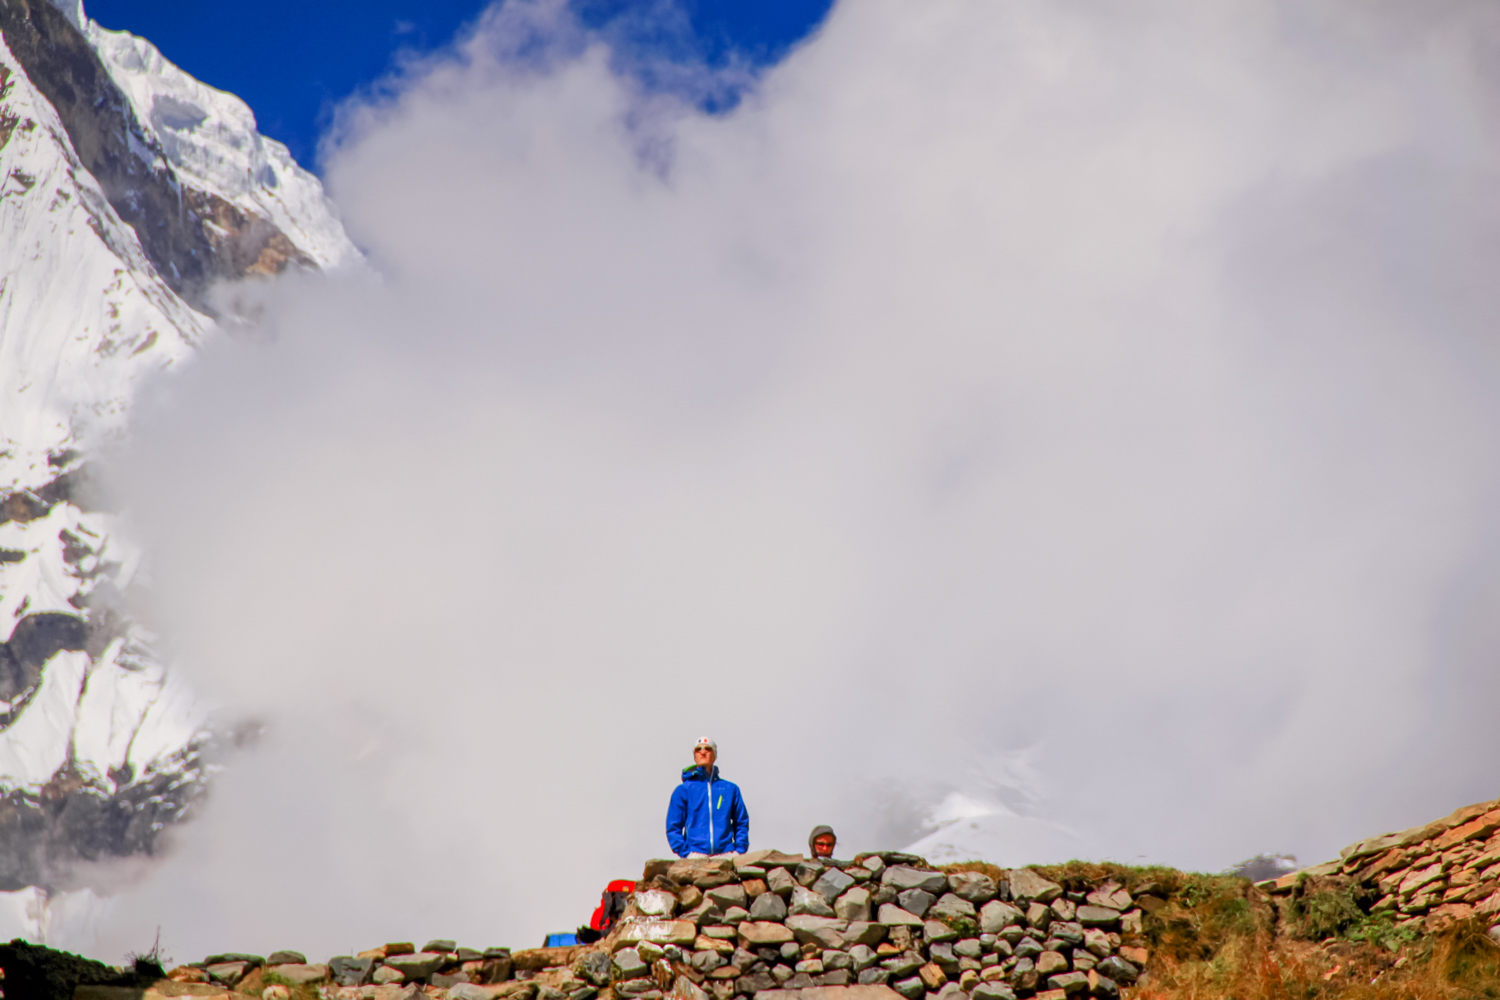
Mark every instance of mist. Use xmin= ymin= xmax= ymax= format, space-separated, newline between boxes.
xmin=79 ymin=0 xmax=1500 ymax=963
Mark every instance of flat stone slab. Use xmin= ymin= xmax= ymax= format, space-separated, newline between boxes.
xmin=77 ymin=987 xmax=239 ymax=1000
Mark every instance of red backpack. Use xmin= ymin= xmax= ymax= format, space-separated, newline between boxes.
xmin=577 ymin=879 xmax=636 ymax=943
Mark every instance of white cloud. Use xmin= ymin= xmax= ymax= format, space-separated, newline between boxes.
xmin=76 ymin=0 xmax=1500 ymax=963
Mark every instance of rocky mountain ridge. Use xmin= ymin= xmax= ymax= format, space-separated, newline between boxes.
xmin=0 ymin=0 xmax=353 ymax=909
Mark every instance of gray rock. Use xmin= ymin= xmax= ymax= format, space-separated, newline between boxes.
xmin=922 ymin=920 xmax=958 ymax=943
xmin=617 ymin=982 xmax=660 ymax=998
xmin=878 ymin=904 xmax=924 ymax=926
xmin=954 ymin=940 xmax=983 ymax=959
xmin=275 ymin=965 xmax=331 ymax=986
xmin=816 ymin=970 xmax=852 ymax=986
xmin=579 ymin=951 xmax=614 ymax=985
xmin=979 ymin=900 xmax=1023 ymax=934
xmin=785 ymin=913 xmax=851 ymax=949
xmin=781 ymin=942 xmax=801 ymax=961
xmin=947 ymin=872 xmax=999 ymax=904
xmin=1049 ymin=921 xmax=1083 ymax=947
xmin=708 ymin=885 xmax=749 ymax=911
xmin=928 ymin=894 xmax=977 ymax=922
xmin=1006 ymin=870 xmax=1062 ymax=905
xmin=1097 ymin=956 xmax=1138 ymax=985
xmin=1094 ymin=973 xmax=1120 ymax=999
xmin=795 ymin=862 xmax=826 ymax=887
xmin=749 ymin=891 xmax=788 ymax=921
xmin=882 ymin=951 xmax=924 ymax=977
xmin=1013 ymin=939 xmax=1042 ymax=959
xmin=822 ymin=951 xmax=853 ymax=970
xmin=723 ymin=906 xmax=751 ymax=925
xmin=614 ymin=948 xmax=649 ymax=981
xmin=1076 ymin=905 xmax=1122 ymax=928
xmin=997 ymin=926 xmax=1025 ymax=945
xmin=767 ymin=867 xmax=798 ymax=897
xmin=813 ymin=868 xmax=856 ymax=904
xmin=205 ymin=962 xmax=250 ymax=985
xmin=1489 ymin=924 xmax=1500 ymax=947
xmin=972 ymin=983 xmax=1017 ymax=1000
xmin=870 ymin=885 xmax=899 ymax=909
xmin=683 ymin=899 xmax=725 ymax=926
xmin=1047 ymin=971 xmax=1089 ymax=995
xmin=896 ymin=889 xmax=935 ymax=918
xmin=424 ymin=940 xmax=458 ymax=954
xmin=736 ymin=971 xmax=778 ymax=995
xmin=882 ymin=866 xmax=949 ymax=894
xmin=457 ymin=949 xmax=484 ymax=962
xmin=858 ymin=968 xmax=891 ymax=985
xmin=1082 ymin=928 xmax=1111 ymax=957
xmin=538 ymin=987 xmax=568 ymax=1000
xmin=1009 ymin=957 xmax=1036 ymax=992
xmin=835 ymin=886 xmax=872 ymax=922
xmin=791 ymin=886 xmax=837 ymax=918
xmin=330 ymin=956 xmax=375 ymax=987
xmin=991 ymin=939 xmax=1013 ymax=959
xmin=843 ymin=922 xmax=888 ymax=947
xmin=1049 ymin=899 xmax=1076 ymax=922
xmin=862 ymin=856 xmax=887 ymax=877
xmin=267 ymin=951 xmax=307 ymax=966
xmin=450 ymin=986 xmax=497 ymax=1000
xmin=893 ymin=976 xmax=925 ymax=999
xmin=639 ymin=943 xmax=667 ymax=963
xmin=385 ymin=953 xmax=446 ymax=980
xmin=772 ymin=965 xmax=795 ymax=983
xmin=932 ymin=982 xmax=967 ymax=1000
xmin=848 ymin=945 xmax=878 ymax=972
xmin=1025 ymin=902 xmax=1052 ymax=930
xmin=784 ymin=973 xmax=816 ymax=989
xmin=928 ymin=943 xmax=958 ymax=974
xmin=1071 ymin=952 xmax=1096 ymax=971
xmin=1035 ymin=951 xmax=1067 ymax=976
xmin=433 ymin=972 xmax=472 ymax=988
xmin=204 ymin=954 xmax=264 ymax=967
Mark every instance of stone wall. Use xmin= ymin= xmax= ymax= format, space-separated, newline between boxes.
xmin=1263 ymin=795 xmax=1500 ymax=939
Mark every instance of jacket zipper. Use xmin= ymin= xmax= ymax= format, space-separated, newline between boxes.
xmin=707 ymin=773 xmax=715 ymax=853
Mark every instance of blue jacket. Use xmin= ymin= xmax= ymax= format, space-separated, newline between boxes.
xmin=666 ymin=765 xmax=749 ymax=857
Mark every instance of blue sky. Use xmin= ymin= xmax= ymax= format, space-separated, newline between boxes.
xmin=85 ymin=0 xmax=834 ymax=169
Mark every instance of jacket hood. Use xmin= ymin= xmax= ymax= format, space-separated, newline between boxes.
xmin=808 ymin=824 xmax=836 ymax=856
xmin=681 ymin=764 xmax=720 ymax=783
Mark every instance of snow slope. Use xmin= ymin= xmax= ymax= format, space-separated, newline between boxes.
xmin=0 ymin=0 xmax=357 ymax=935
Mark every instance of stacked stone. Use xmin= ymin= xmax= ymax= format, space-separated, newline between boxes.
xmin=1263 ymin=796 xmax=1500 ymax=940
xmin=607 ymin=850 xmax=1153 ymax=1000
xmin=154 ymin=850 xmax=1156 ymax=1000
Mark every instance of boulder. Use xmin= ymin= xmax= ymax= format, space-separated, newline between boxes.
xmin=670 ymin=859 xmax=738 ymax=889
xmin=1095 ymin=956 xmax=1138 ymax=986
xmin=877 ymin=905 xmax=923 ymax=927
xmin=740 ymin=922 xmax=798 ymax=946
xmin=922 ymin=921 xmax=958 ymax=943
xmin=797 ymin=863 xmax=828 ymax=887
xmin=638 ymin=891 xmax=680 ymax=917
xmin=1075 ymin=906 xmax=1120 ymax=928
xmin=857 ymin=968 xmax=891 ymax=985
xmin=205 ymin=962 xmax=250 ymax=986
xmin=1035 ymin=952 xmax=1067 ymax=976
xmin=814 ymin=869 xmax=857 ymax=904
xmin=1007 ymin=871 xmax=1062 ymax=905
xmin=373 ymin=965 xmax=405 ymax=985
xmin=1046 ymin=971 xmax=1089 ymax=995
xmin=792 ymin=886 xmax=838 ymax=918
xmin=895 ymin=890 xmax=934 ymax=918
xmin=947 ymin=873 xmax=998 ymax=904
xmin=708 ymin=886 xmax=750 ymax=911
xmin=267 ymin=951 xmax=307 ymax=966
xmin=617 ymin=920 xmax=700 ymax=948
xmin=848 ymin=946 xmax=878 ymax=972
xmin=953 ymin=940 xmax=982 ymax=959
xmin=836 ymin=888 xmax=872 ymax=922
xmin=769 ymin=868 xmax=799 ymax=897
xmin=387 ymin=952 xmax=446 ymax=981
xmin=843 ymin=922 xmax=887 ymax=947
xmin=752 ymin=892 xmax=790 ymax=920
xmin=615 ymin=949 xmax=650 ymax=980
xmin=927 ymin=894 xmax=976 ymax=922
xmin=272 ymin=964 xmax=330 ymax=985
xmin=881 ymin=867 xmax=948 ymax=894
xmin=787 ymin=914 xmax=852 ymax=949
xmin=1049 ymin=899 xmax=1076 ymax=922
xmin=979 ymin=901 xmax=1023 ymax=934
xmin=1026 ymin=903 xmax=1052 ymax=930
xmin=972 ymin=983 xmax=1017 ymax=1000
xmin=1081 ymin=930 xmax=1111 ymax=958
xmin=1085 ymin=884 xmax=1132 ymax=911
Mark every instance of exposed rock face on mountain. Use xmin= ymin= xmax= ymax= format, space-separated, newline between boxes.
xmin=0 ymin=0 xmax=354 ymax=896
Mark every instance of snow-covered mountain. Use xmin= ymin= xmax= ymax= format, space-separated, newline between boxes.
xmin=0 ymin=0 xmax=353 ymax=919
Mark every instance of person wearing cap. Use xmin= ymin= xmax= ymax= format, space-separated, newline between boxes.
xmin=666 ymin=737 xmax=750 ymax=858
xmin=808 ymin=825 xmax=837 ymax=859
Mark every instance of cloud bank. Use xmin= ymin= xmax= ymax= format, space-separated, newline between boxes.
xmin=81 ymin=0 xmax=1500 ymax=963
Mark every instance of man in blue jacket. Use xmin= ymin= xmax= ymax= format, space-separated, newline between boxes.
xmin=666 ymin=737 xmax=750 ymax=857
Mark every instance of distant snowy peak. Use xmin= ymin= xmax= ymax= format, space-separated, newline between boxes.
xmin=86 ymin=23 xmax=356 ymax=271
